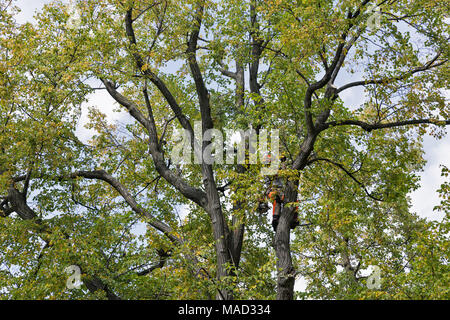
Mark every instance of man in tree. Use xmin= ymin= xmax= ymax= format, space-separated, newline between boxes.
xmin=261 ymin=153 xmax=300 ymax=231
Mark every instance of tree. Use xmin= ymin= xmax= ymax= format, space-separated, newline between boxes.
xmin=0 ymin=0 xmax=448 ymax=300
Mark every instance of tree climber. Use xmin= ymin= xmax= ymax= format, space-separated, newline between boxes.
xmin=258 ymin=153 xmax=300 ymax=231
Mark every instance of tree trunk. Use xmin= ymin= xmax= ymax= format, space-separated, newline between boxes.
xmin=207 ymin=189 xmax=244 ymax=300
xmin=204 ymin=173 xmax=234 ymax=300
xmin=210 ymin=207 xmax=233 ymax=300
xmin=274 ymin=212 xmax=295 ymax=299
xmin=274 ymin=182 xmax=298 ymax=300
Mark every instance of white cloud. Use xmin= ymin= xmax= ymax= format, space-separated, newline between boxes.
xmin=410 ymin=134 xmax=450 ymax=222
xmin=75 ymin=88 xmax=131 ymax=143
xmin=13 ymin=0 xmax=53 ymax=24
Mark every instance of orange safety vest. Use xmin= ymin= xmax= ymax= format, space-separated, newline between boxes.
xmin=268 ymin=191 xmax=299 ymax=216
xmin=268 ymin=191 xmax=284 ymax=216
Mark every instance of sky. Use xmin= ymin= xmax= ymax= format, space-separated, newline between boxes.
xmin=10 ymin=0 xmax=450 ymax=294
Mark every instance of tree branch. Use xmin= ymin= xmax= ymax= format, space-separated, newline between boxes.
xmin=124 ymin=8 xmax=194 ymax=135
xmin=321 ymin=118 xmax=450 ymax=132
xmin=307 ymin=157 xmax=384 ymax=201
xmin=70 ymin=170 xmax=182 ymax=244
xmin=101 ymin=79 xmax=207 ymax=209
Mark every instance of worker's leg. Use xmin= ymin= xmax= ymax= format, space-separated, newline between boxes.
xmin=272 ymin=199 xmax=281 ymax=231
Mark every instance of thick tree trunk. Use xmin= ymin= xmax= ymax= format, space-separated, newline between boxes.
xmin=206 ymin=180 xmax=244 ymax=300
xmin=274 ymin=210 xmax=296 ymax=300
xmin=203 ymin=170 xmax=234 ymax=300
xmin=274 ymin=183 xmax=298 ymax=300
xmin=209 ymin=206 xmax=233 ymax=300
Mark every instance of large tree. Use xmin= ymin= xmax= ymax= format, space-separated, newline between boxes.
xmin=1 ymin=0 xmax=449 ymax=300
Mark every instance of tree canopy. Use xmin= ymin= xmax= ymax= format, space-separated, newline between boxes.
xmin=0 ymin=0 xmax=449 ymax=300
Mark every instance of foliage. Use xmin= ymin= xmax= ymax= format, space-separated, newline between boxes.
xmin=0 ymin=0 xmax=448 ymax=300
